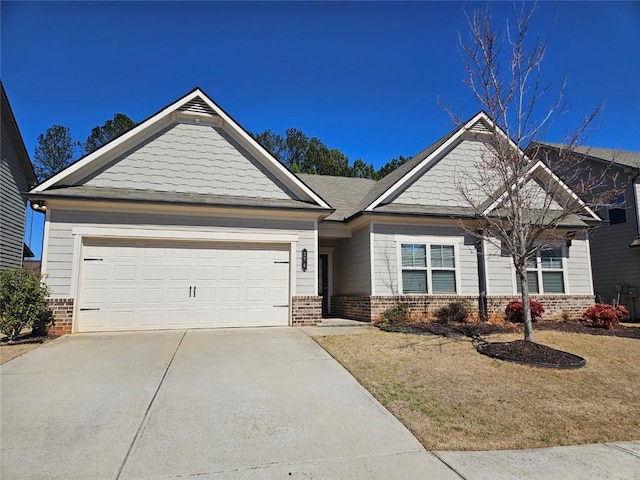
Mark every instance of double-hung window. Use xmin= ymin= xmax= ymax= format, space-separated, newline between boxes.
xmin=517 ymin=248 xmax=565 ymax=294
xmin=401 ymin=243 xmax=457 ymax=294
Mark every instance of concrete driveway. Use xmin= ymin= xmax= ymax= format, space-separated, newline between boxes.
xmin=1 ymin=328 xmax=459 ymax=479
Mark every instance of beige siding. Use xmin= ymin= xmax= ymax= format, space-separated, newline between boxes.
xmin=485 ymin=234 xmax=595 ymax=296
xmin=44 ymin=208 xmax=316 ymax=297
xmin=391 ymin=137 xmax=496 ymax=207
xmin=0 ymin=119 xmax=29 ymax=270
xmin=484 ymin=240 xmax=514 ymax=295
xmin=81 ymin=122 xmax=298 ymax=200
xmin=335 ymin=225 xmax=370 ymax=295
xmin=372 ymin=223 xmax=479 ymax=296
xmin=565 ymin=234 xmax=593 ymax=295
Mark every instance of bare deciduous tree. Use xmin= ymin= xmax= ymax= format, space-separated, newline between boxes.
xmin=442 ymin=3 xmax=620 ymax=342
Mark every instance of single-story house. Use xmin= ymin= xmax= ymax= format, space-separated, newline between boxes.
xmin=534 ymin=143 xmax=640 ymax=321
xmin=1 ymin=81 xmax=38 ymax=271
xmin=28 ymin=88 xmax=599 ymax=334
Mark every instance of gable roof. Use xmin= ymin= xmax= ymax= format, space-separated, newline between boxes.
xmin=362 ymin=112 xmax=497 ymax=212
xmin=481 ymin=159 xmax=600 ymax=222
xmin=30 ymin=87 xmax=331 ymax=209
xmin=1 ymin=82 xmax=37 ymax=186
xmin=298 ymin=112 xmax=597 ymax=226
xmin=535 ymin=142 xmax=640 ymax=170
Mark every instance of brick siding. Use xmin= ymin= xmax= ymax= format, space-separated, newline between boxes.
xmin=291 ymin=296 xmax=322 ymax=326
xmin=333 ymin=294 xmax=595 ymax=323
xmin=47 ymin=298 xmax=74 ymax=335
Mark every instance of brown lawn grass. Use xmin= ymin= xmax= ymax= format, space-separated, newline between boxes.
xmin=315 ymin=330 xmax=640 ymax=450
xmin=0 ymin=342 xmax=44 ymax=365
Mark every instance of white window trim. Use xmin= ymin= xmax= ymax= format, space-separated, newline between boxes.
xmin=395 ymin=235 xmax=462 ymax=295
xmin=511 ymin=246 xmax=568 ymax=295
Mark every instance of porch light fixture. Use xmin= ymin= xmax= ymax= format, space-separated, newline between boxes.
xmin=302 ymin=249 xmax=308 ymax=272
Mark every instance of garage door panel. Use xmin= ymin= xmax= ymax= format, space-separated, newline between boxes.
xmin=113 ymin=288 xmax=135 ymax=305
xmin=84 ymin=264 xmax=109 ymax=281
xmin=143 ymin=265 xmax=164 ymax=281
xmin=114 ymin=265 xmax=136 ymax=281
xmin=112 ymin=311 xmax=135 ymax=328
xmin=77 ymin=241 xmax=290 ymax=332
xmin=139 ymin=310 xmax=163 ymax=327
xmin=169 ymin=265 xmax=190 ymax=281
xmin=195 ymin=266 xmax=217 ymax=281
xmin=166 ymin=310 xmax=189 ymax=326
xmin=142 ymin=288 xmax=164 ymax=304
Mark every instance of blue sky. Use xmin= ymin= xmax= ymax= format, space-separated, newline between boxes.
xmin=2 ymin=1 xmax=639 ymax=258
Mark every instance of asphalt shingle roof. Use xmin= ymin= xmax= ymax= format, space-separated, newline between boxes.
xmin=537 ymin=142 xmax=640 ymax=169
xmin=295 ymin=173 xmax=376 ymax=221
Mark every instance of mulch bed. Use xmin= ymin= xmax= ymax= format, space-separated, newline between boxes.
xmin=378 ymin=320 xmax=638 ymax=368
xmin=535 ymin=321 xmax=640 ymax=340
xmin=476 ymin=340 xmax=586 ymax=369
xmin=378 ymin=320 xmax=640 ymax=340
xmin=378 ymin=321 xmax=518 ymax=338
xmin=0 ymin=331 xmax=48 ymax=346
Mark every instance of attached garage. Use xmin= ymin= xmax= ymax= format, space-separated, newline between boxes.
xmin=77 ymin=240 xmax=291 ymax=332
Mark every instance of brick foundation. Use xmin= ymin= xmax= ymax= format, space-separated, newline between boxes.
xmin=331 ymin=296 xmax=371 ymax=322
xmin=47 ymin=298 xmax=74 ymax=335
xmin=333 ymin=294 xmax=596 ymax=323
xmin=291 ymin=296 xmax=322 ymax=326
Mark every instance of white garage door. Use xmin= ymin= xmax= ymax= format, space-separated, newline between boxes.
xmin=77 ymin=240 xmax=290 ymax=332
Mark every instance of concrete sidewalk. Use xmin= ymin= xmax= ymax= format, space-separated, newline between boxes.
xmin=436 ymin=442 xmax=640 ymax=480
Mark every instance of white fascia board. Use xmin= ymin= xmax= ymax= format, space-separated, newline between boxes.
xmin=194 ymin=91 xmax=331 ymax=209
xmin=71 ymin=226 xmax=299 ymax=243
xmin=32 ymin=90 xmax=204 ymax=193
xmin=482 ymin=160 xmax=600 ymax=221
xmin=366 ymin=112 xmax=488 ymax=211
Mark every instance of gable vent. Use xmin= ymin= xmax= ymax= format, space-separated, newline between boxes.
xmin=469 ymin=121 xmax=491 ymax=135
xmin=179 ymin=97 xmax=218 ymax=117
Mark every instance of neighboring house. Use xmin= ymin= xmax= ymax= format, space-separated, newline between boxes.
xmin=1 ymin=82 xmax=37 ymax=271
xmin=28 ymin=88 xmax=599 ymax=334
xmin=535 ymin=143 xmax=640 ymax=321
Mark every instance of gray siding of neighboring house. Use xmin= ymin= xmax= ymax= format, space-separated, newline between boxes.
xmin=590 ymin=179 xmax=640 ymax=317
xmin=335 ymin=225 xmax=371 ymax=295
xmin=391 ymin=137 xmax=496 ymax=207
xmin=372 ymin=223 xmax=479 ymax=296
xmin=484 ymin=234 xmax=594 ymax=296
xmin=43 ymin=208 xmax=316 ymax=297
xmin=0 ymin=119 xmax=29 ymax=270
xmin=81 ymin=122 xmax=299 ymax=200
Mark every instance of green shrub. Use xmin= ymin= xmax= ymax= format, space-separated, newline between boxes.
xmin=436 ymin=301 xmax=471 ymax=324
xmin=0 ymin=269 xmax=53 ymax=340
xmin=381 ymin=303 xmax=409 ymax=324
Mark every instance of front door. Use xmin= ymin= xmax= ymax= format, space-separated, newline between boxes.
xmin=318 ymin=254 xmax=329 ymax=317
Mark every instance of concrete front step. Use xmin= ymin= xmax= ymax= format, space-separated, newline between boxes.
xmin=317 ymin=318 xmax=372 ymax=328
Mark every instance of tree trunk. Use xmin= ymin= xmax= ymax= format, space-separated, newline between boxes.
xmin=518 ymin=270 xmax=535 ymax=342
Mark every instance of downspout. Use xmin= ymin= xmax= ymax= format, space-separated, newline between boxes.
xmin=476 ymin=230 xmax=488 ymax=321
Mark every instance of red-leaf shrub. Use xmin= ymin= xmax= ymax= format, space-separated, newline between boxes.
xmin=582 ymin=303 xmax=629 ymax=329
xmin=505 ymin=299 xmax=545 ymax=323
